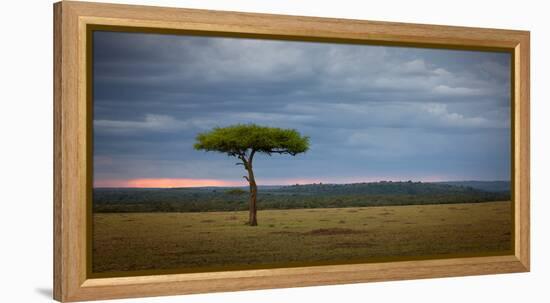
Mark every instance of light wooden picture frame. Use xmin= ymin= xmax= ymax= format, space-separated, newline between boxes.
xmin=53 ymin=1 xmax=530 ymax=302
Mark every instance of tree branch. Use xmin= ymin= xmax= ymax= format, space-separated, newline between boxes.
xmin=243 ymin=176 xmax=249 ymax=182
xmin=237 ymin=152 xmax=248 ymax=164
xmin=249 ymin=149 xmax=256 ymax=164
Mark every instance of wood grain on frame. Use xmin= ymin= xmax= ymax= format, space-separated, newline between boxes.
xmin=53 ymin=1 xmax=530 ymax=301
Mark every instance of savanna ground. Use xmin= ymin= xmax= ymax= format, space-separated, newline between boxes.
xmin=92 ymin=201 xmax=511 ymax=274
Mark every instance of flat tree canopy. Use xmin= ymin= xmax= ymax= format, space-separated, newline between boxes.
xmin=194 ymin=124 xmax=309 ymax=156
xmin=194 ymin=124 xmax=309 ymax=226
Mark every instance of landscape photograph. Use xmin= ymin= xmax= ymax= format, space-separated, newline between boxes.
xmin=91 ymin=30 xmax=512 ymax=275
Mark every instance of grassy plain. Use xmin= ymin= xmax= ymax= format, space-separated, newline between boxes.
xmin=92 ymin=201 xmax=512 ymax=274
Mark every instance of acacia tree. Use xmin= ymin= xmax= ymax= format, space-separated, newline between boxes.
xmin=194 ymin=124 xmax=309 ymax=226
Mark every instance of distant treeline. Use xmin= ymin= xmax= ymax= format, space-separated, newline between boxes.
xmin=93 ymin=181 xmax=510 ymax=213
xmin=436 ymin=181 xmax=510 ymax=192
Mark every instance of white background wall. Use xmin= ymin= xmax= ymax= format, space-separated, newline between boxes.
xmin=0 ymin=0 xmax=548 ymax=302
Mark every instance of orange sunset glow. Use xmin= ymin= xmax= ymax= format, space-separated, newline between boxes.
xmin=94 ymin=178 xmax=245 ymax=188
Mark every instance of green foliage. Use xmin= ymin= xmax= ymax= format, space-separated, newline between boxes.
xmin=226 ymin=188 xmax=247 ymax=195
xmin=93 ymin=182 xmax=511 ymax=213
xmin=438 ymin=181 xmax=510 ymax=192
xmin=194 ymin=124 xmax=310 ymax=156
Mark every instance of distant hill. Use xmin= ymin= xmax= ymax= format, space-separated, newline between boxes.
xmin=94 ymin=181 xmax=511 ymax=213
xmin=435 ymin=181 xmax=510 ymax=192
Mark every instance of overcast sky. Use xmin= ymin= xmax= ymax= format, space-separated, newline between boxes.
xmin=93 ymin=31 xmax=511 ymax=187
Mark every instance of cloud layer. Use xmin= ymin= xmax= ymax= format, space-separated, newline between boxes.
xmin=93 ymin=31 xmax=511 ymax=186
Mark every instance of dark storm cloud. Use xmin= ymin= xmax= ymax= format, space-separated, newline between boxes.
xmin=93 ymin=31 xmax=511 ymax=184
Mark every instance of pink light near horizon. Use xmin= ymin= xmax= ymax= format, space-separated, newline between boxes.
xmin=94 ymin=175 xmax=455 ymax=188
xmin=94 ymin=178 xmax=245 ymax=188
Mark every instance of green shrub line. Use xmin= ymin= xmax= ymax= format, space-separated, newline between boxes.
xmin=93 ymin=182 xmax=510 ymax=213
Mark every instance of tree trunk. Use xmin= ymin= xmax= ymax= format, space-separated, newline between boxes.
xmin=246 ymin=166 xmax=258 ymax=226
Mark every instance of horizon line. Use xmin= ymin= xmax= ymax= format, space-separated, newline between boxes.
xmin=93 ymin=178 xmax=510 ymax=189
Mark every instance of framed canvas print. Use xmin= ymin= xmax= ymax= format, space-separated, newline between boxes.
xmin=53 ymin=1 xmax=530 ymax=302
